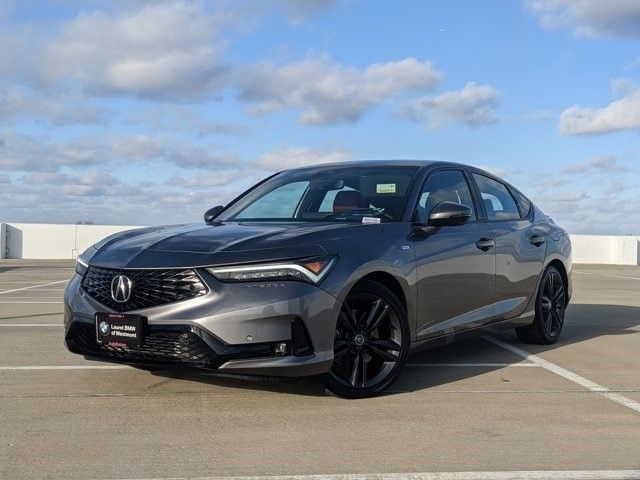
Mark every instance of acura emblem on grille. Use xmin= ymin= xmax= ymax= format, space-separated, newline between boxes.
xmin=111 ymin=275 xmax=133 ymax=303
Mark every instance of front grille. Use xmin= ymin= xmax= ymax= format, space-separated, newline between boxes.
xmin=66 ymin=323 xmax=217 ymax=366
xmin=81 ymin=266 xmax=208 ymax=311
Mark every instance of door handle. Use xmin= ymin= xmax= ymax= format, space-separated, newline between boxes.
xmin=475 ymin=238 xmax=495 ymax=251
xmin=529 ymin=234 xmax=546 ymax=247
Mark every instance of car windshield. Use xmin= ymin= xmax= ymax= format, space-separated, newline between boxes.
xmin=219 ymin=165 xmax=419 ymax=223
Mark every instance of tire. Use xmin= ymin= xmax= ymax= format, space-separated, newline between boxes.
xmin=320 ymin=279 xmax=410 ymax=399
xmin=516 ymin=265 xmax=567 ymax=345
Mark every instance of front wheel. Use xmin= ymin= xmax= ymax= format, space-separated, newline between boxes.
xmin=516 ymin=265 xmax=567 ymax=345
xmin=320 ymin=280 xmax=410 ymax=398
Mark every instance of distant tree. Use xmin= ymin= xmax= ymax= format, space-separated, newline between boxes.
xmin=76 ymin=220 xmax=96 ymax=225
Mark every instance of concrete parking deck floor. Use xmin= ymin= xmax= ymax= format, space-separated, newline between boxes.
xmin=0 ymin=261 xmax=638 ymax=479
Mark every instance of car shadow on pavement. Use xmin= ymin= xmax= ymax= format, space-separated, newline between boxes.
xmin=147 ymin=303 xmax=640 ymax=398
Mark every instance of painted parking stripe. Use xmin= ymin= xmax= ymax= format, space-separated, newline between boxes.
xmin=0 ymin=280 xmax=67 ymax=295
xmin=0 ymin=324 xmax=62 ymax=327
xmin=574 ymin=271 xmax=640 ymax=281
xmin=0 ymin=365 xmax=131 ymax=370
xmin=484 ymin=336 xmax=640 ymax=414
xmin=111 ymin=470 xmax=640 ymax=480
xmin=0 ymin=292 xmax=62 ymax=300
xmin=0 ymin=301 xmax=63 ymax=304
xmin=0 ymin=281 xmax=68 ymax=284
xmin=406 ymin=363 xmax=540 ymax=367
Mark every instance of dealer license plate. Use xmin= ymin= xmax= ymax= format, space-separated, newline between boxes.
xmin=95 ymin=313 xmax=146 ymax=349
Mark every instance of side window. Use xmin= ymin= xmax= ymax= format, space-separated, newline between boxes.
xmin=472 ymin=174 xmax=521 ymax=221
xmin=235 ymin=181 xmax=309 ymax=219
xmin=417 ymin=170 xmax=477 ymax=223
xmin=511 ymin=188 xmax=532 ymax=218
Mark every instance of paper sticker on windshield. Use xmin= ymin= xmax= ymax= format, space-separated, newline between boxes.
xmin=376 ymin=183 xmax=396 ymax=194
xmin=362 ymin=216 xmax=381 ymax=224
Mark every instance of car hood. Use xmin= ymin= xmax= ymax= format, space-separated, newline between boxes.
xmin=90 ymin=221 xmax=383 ymax=269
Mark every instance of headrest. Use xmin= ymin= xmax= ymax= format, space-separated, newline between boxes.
xmin=333 ymin=191 xmax=365 ymax=214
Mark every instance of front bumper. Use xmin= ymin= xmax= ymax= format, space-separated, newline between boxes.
xmin=63 ymin=269 xmax=341 ymax=377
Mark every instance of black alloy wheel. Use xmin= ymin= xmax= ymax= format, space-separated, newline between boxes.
xmin=516 ymin=265 xmax=567 ymax=345
xmin=321 ymin=280 xmax=409 ymax=398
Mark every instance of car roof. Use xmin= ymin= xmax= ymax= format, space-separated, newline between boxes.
xmin=283 ymin=159 xmax=470 ymax=172
xmin=281 ymin=159 xmax=529 ymax=199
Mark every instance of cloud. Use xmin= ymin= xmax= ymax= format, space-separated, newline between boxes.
xmin=39 ymin=1 xmax=227 ymax=99
xmin=0 ymin=86 xmax=106 ymax=126
xmin=559 ymin=88 xmax=640 ymax=135
xmin=124 ymin=105 xmax=250 ymax=136
xmin=0 ymin=1 xmax=341 ymax=104
xmin=0 ymin=166 xmax=231 ymax=225
xmin=400 ymin=82 xmax=499 ymax=129
xmin=0 ymin=132 xmax=239 ymax=172
xmin=611 ymin=78 xmax=638 ymax=96
xmin=166 ymin=173 xmax=233 ymax=189
xmin=547 ymin=190 xmax=589 ymax=202
xmin=561 ymin=156 xmax=631 ymax=174
xmin=257 ymin=146 xmax=352 ymax=170
xmin=237 ymin=57 xmax=443 ymax=125
xmin=527 ymin=0 xmax=640 ymax=38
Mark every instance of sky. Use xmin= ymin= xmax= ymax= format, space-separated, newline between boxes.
xmin=0 ymin=0 xmax=639 ymax=234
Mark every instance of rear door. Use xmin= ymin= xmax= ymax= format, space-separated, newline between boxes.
xmin=470 ymin=173 xmax=546 ymax=320
xmin=412 ymin=169 xmax=496 ymax=339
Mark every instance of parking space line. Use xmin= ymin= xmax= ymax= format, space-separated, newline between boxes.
xmin=0 ymin=365 xmax=131 ymax=370
xmin=0 ymin=280 xmax=68 ymax=295
xmin=484 ymin=336 xmax=640 ymax=414
xmin=0 ymin=324 xmax=62 ymax=327
xmin=406 ymin=363 xmax=540 ymax=367
xmin=110 ymin=470 xmax=640 ymax=480
xmin=0 ymin=281 xmax=68 ymax=283
xmin=574 ymin=271 xmax=640 ymax=281
xmin=0 ymin=301 xmax=62 ymax=304
xmin=0 ymin=292 xmax=62 ymax=300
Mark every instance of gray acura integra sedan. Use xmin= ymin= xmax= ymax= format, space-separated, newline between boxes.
xmin=65 ymin=161 xmax=572 ymax=398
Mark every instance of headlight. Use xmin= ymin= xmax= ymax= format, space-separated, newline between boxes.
xmin=75 ymin=247 xmax=97 ymax=276
xmin=207 ymin=256 xmax=336 ymax=285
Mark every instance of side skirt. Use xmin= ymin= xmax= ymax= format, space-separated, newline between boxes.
xmin=409 ymin=314 xmax=533 ymax=353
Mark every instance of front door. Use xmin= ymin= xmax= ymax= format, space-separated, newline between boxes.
xmin=412 ymin=169 xmax=496 ymax=339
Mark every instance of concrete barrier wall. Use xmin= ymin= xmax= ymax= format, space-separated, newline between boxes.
xmin=0 ymin=223 xmax=139 ymax=259
xmin=569 ymin=234 xmax=639 ymax=265
xmin=0 ymin=222 xmax=638 ymax=265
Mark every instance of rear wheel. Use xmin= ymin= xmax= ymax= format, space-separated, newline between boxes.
xmin=516 ymin=265 xmax=566 ymax=345
xmin=320 ymin=280 xmax=409 ymax=398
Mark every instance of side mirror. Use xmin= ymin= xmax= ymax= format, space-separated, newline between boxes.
xmin=204 ymin=205 xmax=224 ymax=223
xmin=428 ymin=201 xmax=471 ymax=227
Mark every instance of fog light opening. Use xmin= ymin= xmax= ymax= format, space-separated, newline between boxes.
xmin=274 ymin=342 xmax=288 ymax=356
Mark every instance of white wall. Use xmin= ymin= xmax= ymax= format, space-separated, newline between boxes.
xmin=569 ymin=234 xmax=639 ymax=265
xmin=0 ymin=223 xmax=6 ymax=259
xmin=0 ymin=223 xmax=639 ymax=265
xmin=0 ymin=223 xmax=140 ymax=259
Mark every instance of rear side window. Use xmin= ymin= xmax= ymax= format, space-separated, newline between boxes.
xmin=511 ymin=188 xmax=532 ymax=218
xmin=472 ymin=174 xmax=521 ymax=221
